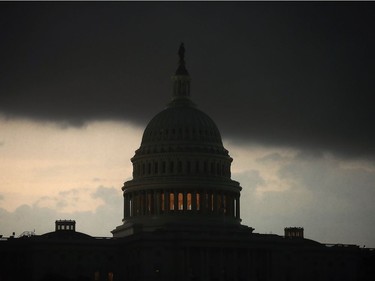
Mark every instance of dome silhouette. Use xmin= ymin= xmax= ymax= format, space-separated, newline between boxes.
xmin=139 ymin=98 xmax=227 ymax=158
xmin=112 ymin=44 xmax=242 ymax=237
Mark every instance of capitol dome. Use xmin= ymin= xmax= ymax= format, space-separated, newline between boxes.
xmin=112 ymin=44 xmax=243 ymax=237
xmin=141 ymin=101 xmax=223 ymax=147
xmin=138 ymin=99 xmax=228 ymax=158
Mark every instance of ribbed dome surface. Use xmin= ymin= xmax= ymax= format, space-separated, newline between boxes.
xmin=141 ymin=98 xmax=223 ymax=147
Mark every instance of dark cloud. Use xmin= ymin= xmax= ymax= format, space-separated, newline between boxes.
xmin=1 ymin=2 xmax=374 ymax=158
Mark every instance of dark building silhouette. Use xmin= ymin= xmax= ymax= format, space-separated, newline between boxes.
xmin=1 ymin=44 xmax=374 ymax=281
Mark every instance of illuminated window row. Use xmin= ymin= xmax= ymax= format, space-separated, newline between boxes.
xmin=123 ymin=190 xmax=240 ymax=219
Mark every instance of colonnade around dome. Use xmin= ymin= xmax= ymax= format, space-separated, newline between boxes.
xmin=122 ymin=188 xmax=241 ymax=222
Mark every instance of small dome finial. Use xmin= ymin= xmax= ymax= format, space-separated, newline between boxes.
xmin=175 ymin=43 xmax=189 ymax=76
xmin=178 ymin=43 xmax=185 ymax=62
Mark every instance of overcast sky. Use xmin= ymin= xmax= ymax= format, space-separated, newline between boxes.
xmin=1 ymin=2 xmax=375 ymax=247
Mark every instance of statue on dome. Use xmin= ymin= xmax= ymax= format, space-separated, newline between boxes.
xmin=178 ymin=43 xmax=185 ymax=62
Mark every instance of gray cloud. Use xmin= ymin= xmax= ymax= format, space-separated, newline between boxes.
xmin=92 ymin=186 xmax=122 ymax=205
xmin=238 ymin=151 xmax=375 ymax=247
xmin=0 ymin=2 xmax=374 ymax=159
xmin=234 ymin=170 xmax=266 ymax=189
xmin=0 ymin=186 xmax=122 ymax=237
xmin=255 ymin=153 xmax=285 ymax=164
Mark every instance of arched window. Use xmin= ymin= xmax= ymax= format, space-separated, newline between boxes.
xmin=147 ymin=193 xmax=153 ymax=214
xmin=196 ymin=193 xmax=200 ymax=211
xmin=161 ymin=192 xmax=165 ymax=212
xmin=169 ymin=193 xmax=175 ymax=211
xmin=178 ymin=193 xmax=183 ymax=210
xmin=187 ymin=193 xmax=192 ymax=210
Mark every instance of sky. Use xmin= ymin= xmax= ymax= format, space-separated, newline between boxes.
xmin=0 ymin=2 xmax=374 ymax=247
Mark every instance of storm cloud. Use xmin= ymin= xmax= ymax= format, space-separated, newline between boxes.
xmin=1 ymin=2 xmax=374 ymax=159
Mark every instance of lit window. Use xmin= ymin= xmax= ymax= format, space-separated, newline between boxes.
xmin=169 ymin=193 xmax=175 ymax=210
xmin=196 ymin=193 xmax=200 ymax=211
xmin=178 ymin=193 xmax=183 ymax=210
xmin=187 ymin=193 xmax=192 ymax=210
xmin=147 ymin=193 xmax=153 ymax=214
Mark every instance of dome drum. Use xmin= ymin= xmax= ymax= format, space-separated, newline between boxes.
xmin=120 ymin=188 xmax=241 ymax=227
xmin=130 ymin=154 xmax=233 ymax=180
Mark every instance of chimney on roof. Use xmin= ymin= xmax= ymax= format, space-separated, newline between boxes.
xmin=284 ymin=227 xmax=304 ymax=239
xmin=55 ymin=220 xmax=76 ymax=232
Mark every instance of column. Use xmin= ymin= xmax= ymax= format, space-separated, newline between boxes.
xmin=236 ymin=195 xmax=240 ymax=219
xmin=165 ymin=190 xmax=170 ymax=211
xmin=206 ymin=191 xmax=211 ymax=213
xmin=123 ymin=193 xmax=128 ymax=219
xmin=213 ymin=192 xmax=218 ymax=214
xmin=183 ymin=191 xmax=187 ymax=211
xmin=192 ymin=191 xmax=197 ymax=211
xmin=227 ymin=194 xmax=234 ymax=217
xmin=154 ymin=190 xmax=159 ymax=215
xmin=132 ymin=192 xmax=137 ymax=217
xmin=174 ymin=191 xmax=178 ymax=211
xmin=140 ymin=192 xmax=145 ymax=215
